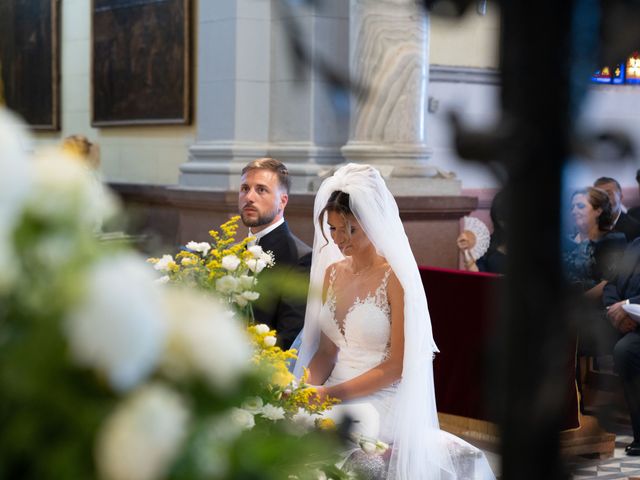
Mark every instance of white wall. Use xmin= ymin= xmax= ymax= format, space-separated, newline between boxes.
xmin=32 ymin=0 xmax=196 ymax=185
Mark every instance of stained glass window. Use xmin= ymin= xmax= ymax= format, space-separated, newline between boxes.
xmin=591 ymin=51 xmax=640 ymax=85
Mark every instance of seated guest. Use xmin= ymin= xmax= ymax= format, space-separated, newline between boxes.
xmin=628 ymin=169 xmax=640 ymax=223
xmin=457 ymin=189 xmax=507 ymax=274
xmin=603 ymin=238 xmax=640 ymax=455
xmin=563 ymin=187 xmax=626 ymax=300
xmin=594 ymin=176 xmax=640 ymax=242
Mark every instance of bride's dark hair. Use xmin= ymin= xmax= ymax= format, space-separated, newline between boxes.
xmin=318 ymin=190 xmax=352 ymax=246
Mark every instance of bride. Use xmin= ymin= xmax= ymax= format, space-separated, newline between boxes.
xmin=293 ymin=164 xmax=496 ymax=479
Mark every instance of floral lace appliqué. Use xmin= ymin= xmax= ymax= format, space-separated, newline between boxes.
xmin=327 ymin=267 xmax=392 ymax=343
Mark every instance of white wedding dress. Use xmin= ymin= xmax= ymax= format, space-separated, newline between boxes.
xmin=317 ymin=263 xmax=495 ymax=479
xmin=319 ymin=265 xmax=398 ymax=442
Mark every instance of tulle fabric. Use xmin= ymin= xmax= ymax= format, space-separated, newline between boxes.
xmin=294 ymin=163 xmax=495 ymax=479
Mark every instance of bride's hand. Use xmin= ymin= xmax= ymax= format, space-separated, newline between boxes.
xmin=308 ymin=385 xmax=330 ymax=404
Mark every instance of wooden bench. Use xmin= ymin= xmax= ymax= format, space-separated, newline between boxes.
xmin=419 ymin=266 xmax=615 ymax=457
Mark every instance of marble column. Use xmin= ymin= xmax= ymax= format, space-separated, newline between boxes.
xmin=179 ymin=0 xmax=349 ymax=193
xmin=340 ymin=0 xmax=460 ymax=195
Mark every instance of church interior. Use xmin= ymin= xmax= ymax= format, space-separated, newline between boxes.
xmin=4 ymin=0 xmax=640 ymax=479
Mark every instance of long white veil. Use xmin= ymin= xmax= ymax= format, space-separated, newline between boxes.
xmin=294 ymin=164 xmax=495 ymax=479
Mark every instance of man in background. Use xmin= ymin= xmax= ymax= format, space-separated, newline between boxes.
xmin=628 ymin=169 xmax=640 ymax=223
xmin=238 ymin=158 xmax=311 ymax=349
xmin=594 ymin=176 xmax=640 ymax=242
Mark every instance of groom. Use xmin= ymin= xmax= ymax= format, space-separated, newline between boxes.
xmin=238 ymin=158 xmax=311 ymax=349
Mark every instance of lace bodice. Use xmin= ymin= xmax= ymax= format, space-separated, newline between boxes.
xmin=319 ymin=265 xmax=395 ymax=389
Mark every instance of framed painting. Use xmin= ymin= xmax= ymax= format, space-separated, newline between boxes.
xmin=91 ymin=0 xmax=191 ymax=126
xmin=0 ymin=0 xmax=60 ymax=131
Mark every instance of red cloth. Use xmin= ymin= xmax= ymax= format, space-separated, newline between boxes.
xmin=419 ymin=266 xmax=580 ymax=430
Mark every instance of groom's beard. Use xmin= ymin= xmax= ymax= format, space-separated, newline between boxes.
xmin=240 ymin=204 xmax=278 ymax=228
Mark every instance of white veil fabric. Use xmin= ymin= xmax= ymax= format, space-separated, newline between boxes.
xmin=293 ymin=164 xmax=495 ymax=480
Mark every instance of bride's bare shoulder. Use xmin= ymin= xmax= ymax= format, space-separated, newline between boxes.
xmin=325 ymin=259 xmax=349 ymax=278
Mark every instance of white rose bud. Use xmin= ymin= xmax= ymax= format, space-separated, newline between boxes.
xmin=234 ymin=294 xmax=249 ymax=307
xmin=186 ymin=241 xmax=211 ymax=256
xmin=247 ymin=258 xmax=267 ymax=273
xmin=260 ymin=403 xmax=286 ymax=421
xmin=247 ymin=245 xmax=264 ymax=258
xmin=263 ymin=335 xmax=277 ymax=347
xmin=230 ymin=408 xmax=255 ymax=430
xmin=221 ymin=254 xmax=241 ymax=271
xmin=239 ymin=274 xmax=255 ymax=290
xmin=154 ymin=254 xmax=174 ymax=272
xmin=241 ymin=396 xmax=264 ymax=413
xmin=255 ymin=324 xmax=270 ymax=335
xmin=260 ymin=251 xmax=275 ymax=266
xmin=360 ymin=441 xmax=377 ymax=455
xmin=241 ymin=291 xmax=260 ymax=302
xmin=215 ymin=275 xmax=239 ymax=294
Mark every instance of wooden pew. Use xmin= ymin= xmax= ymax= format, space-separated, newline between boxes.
xmin=419 ymin=266 xmax=615 ymax=457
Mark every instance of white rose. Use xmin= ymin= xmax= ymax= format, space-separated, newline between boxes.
xmin=260 ymin=251 xmax=275 ymax=266
xmin=161 ymin=288 xmax=252 ymax=390
xmin=154 ymin=254 xmax=175 ymax=272
xmin=246 ymin=258 xmax=267 ymax=273
xmin=263 ymin=335 xmax=277 ymax=348
xmin=234 ymin=294 xmax=249 ymax=308
xmin=65 ymin=253 xmax=166 ymax=391
xmin=291 ymin=408 xmax=316 ymax=432
xmin=185 ymin=241 xmax=211 ymax=256
xmin=29 ymin=151 xmax=118 ymax=231
xmin=215 ymin=275 xmax=239 ymax=294
xmin=255 ymin=324 xmax=270 ymax=335
xmin=96 ymin=383 xmax=189 ymax=480
xmin=360 ymin=441 xmax=377 ymax=455
xmin=239 ymin=274 xmax=255 ymax=290
xmin=260 ymin=404 xmax=286 ymax=421
xmin=241 ymin=291 xmax=260 ymax=302
xmin=247 ymin=245 xmax=264 ymax=258
xmin=221 ymin=254 xmax=241 ymax=271
xmin=241 ymin=396 xmax=264 ymax=413
xmin=230 ymin=408 xmax=255 ymax=430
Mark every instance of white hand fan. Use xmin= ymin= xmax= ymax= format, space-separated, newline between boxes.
xmin=461 ymin=216 xmax=491 ymax=260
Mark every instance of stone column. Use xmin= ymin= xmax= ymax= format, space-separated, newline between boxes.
xmin=341 ymin=0 xmax=460 ymax=195
xmin=179 ymin=0 xmax=349 ymax=193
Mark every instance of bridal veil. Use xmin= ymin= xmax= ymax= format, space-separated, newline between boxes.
xmin=294 ymin=163 xmax=495 ymax=479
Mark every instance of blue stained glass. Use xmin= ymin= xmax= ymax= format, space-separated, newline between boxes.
xmin=612 ymin=64 xmax=625 ymax=84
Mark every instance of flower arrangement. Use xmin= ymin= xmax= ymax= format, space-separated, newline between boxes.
xmin=244 ymin=323 xmax=339 ymax=421
xmin=0 ymin=109 xmax=352 ymax=480
xmin=147 ymin=216 xmax=274 ymax=318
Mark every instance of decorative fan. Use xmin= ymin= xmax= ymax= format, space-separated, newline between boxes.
xmin=461 ymin=216 xmax=491 ymax=260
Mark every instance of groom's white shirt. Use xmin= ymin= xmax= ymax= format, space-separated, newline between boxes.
xmin=247 ymin=217 xmax=285 ymax=247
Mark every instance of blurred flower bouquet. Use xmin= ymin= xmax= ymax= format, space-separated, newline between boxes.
xmin=148 ymin=216 xmax=274 ymax=319
xmin=0 ymin=109 xmax=352 ymax=480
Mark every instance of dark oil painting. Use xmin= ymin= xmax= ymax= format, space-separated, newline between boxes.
xmin=0 ymin=0 xmax=59 ymax=130
xmin=92 ymin=0 xmax=191 ymax=126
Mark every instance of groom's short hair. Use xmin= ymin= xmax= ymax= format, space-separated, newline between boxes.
xmin=242 ymin=158 xmax=291 ymax=194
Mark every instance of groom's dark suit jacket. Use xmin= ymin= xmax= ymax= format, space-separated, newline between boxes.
xmin=254 ymin=221 xmax=311 ymax=349
xmin=603 ymin=237 xmax=640 ymax=308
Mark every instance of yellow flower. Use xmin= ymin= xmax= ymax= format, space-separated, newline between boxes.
xmin=315 ymin=418 xmax=336 ymax=430
xmin=272 ymin=370 xmax=295 ymax=388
